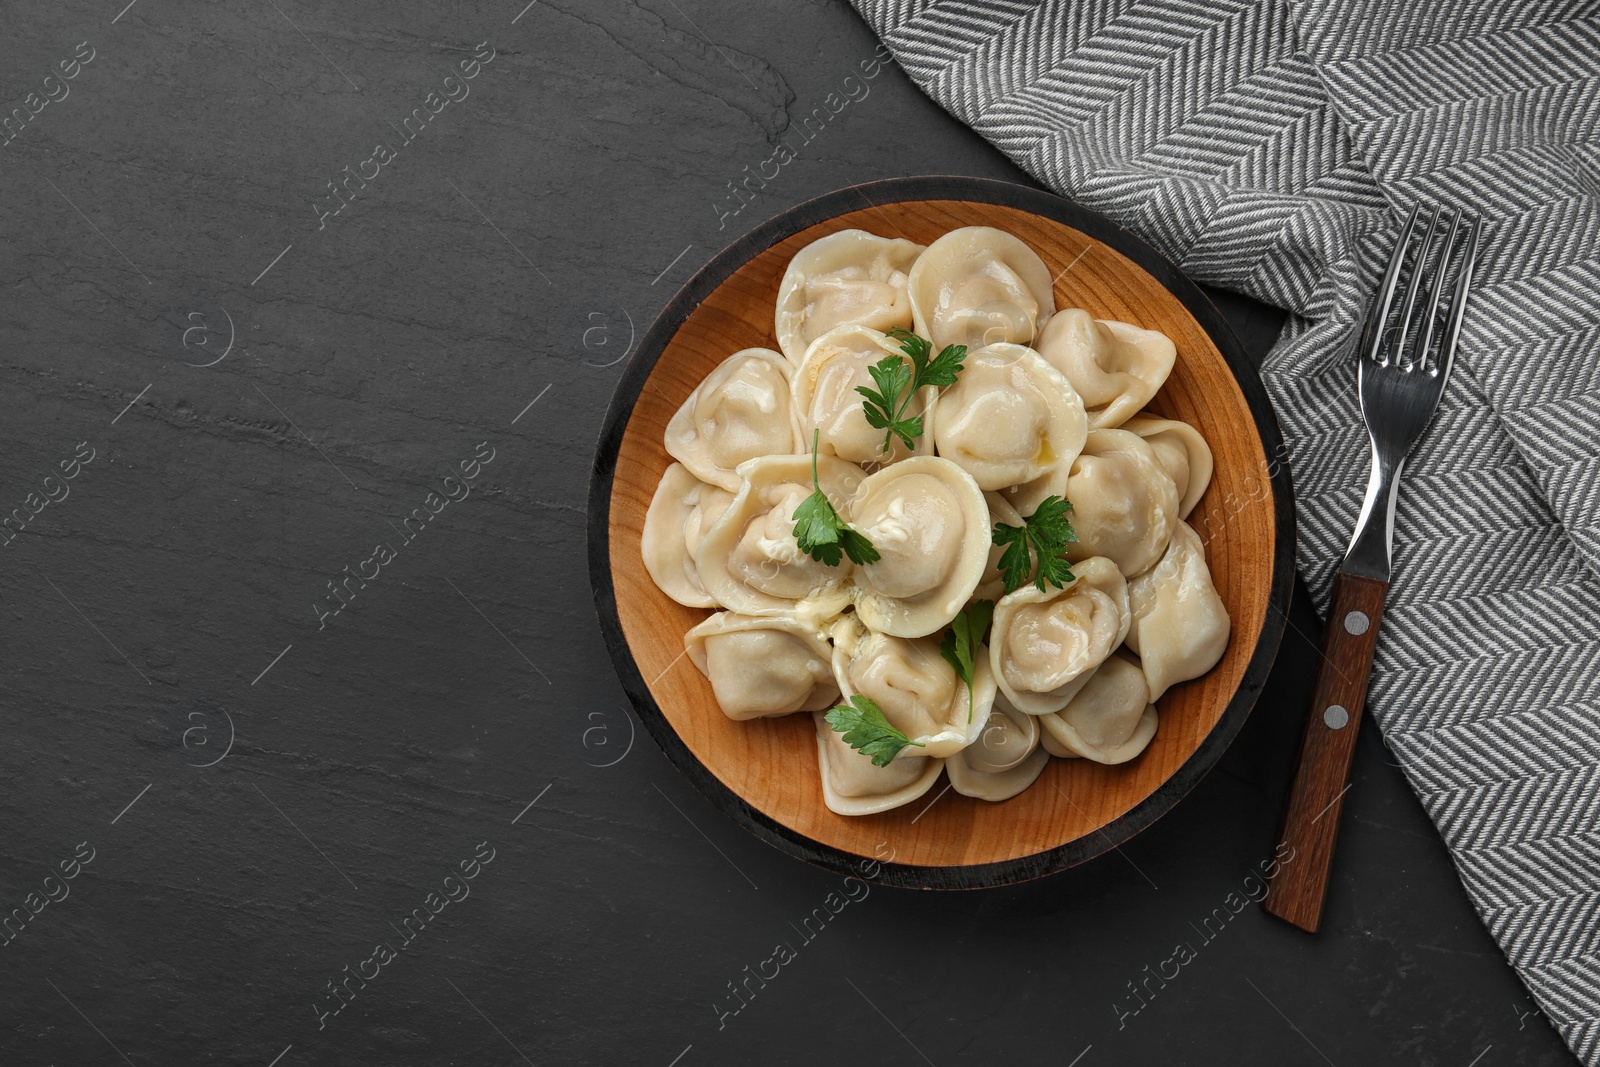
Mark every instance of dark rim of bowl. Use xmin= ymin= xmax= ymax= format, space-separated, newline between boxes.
xmin=586 ymin=175 xmax=1296 ymax=891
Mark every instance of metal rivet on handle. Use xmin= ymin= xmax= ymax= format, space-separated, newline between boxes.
xmin=1324 ymin=705 xmax=1350 ymax=729
xmin=1344 ymin=610 xmax=1370 ymax=635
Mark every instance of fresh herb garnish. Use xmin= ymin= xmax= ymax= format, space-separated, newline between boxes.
xmin=825 ymin=694 xmax=925 ymax=767
xmin=856 ymin=328 xmax=967 ymax=454
xmin=992 ymin=495 xmax=1078 ymax=594
xmin=791 ymin=429 xmax=879 ymax=567
xmin=940 ymin=600 xmax=994 ymax=723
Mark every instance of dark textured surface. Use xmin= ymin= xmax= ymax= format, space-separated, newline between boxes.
xmin=0 ymin=2 xmax=1572 ymax=1065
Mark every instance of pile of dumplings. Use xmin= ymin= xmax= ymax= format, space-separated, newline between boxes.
xmin=641 ymin=226 xmax=1231 ymax=817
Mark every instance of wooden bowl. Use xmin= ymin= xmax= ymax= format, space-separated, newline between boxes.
xmin=589 ymin=177 xmax=1294 ymax=889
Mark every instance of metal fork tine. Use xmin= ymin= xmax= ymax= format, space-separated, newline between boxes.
xmin=1435 ymin=214 xmax=1483 ymax=389
xmin=1389 ymin=208 xmax=1443 ymax=367
xmin=1361 ymin=205 xmax=1422 ymax=363
xmin=1413 ymin=210 xmax=1464 ymax=375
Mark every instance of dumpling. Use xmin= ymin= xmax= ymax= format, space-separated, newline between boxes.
xmin=695 ymin=454 xmax=863 ymax=620
xmin=665 ymin=348 xmax=801 ymax=491
xmin=1121 ymin=414 xmax=1214 ymax=519
xmin=793 ymin=326 xmax=934 ymax=466
xmin=1064 ymin=429 xmax=1180 ymax=578
xmin=815 ymin=712 xmax=945 ymax=816
xmin=989 ymin=556 xmax=1130 ymax=714
xmin=1038 ymin=654 xmax=1158 ymax=764
xmin=685 ymin=612 xmax=837 ymax=719
xmin=929 ymin=342 xmax=1087 ymax=514
xmin=948 ymin=691 xmax=1049 ymax=800
xmin=973 ymin=492 xmax=1025 ymax=603
xmin=1125 ymin=521 xmax=1230 ymax=700
xmin=831 ymin=615 xmax=995 ymax=757
xmin=907 ymin=227 xmax=1056 ymax=351
xmin=641 ymin=463 xmax=735 ymax=607
xmin=1039 ymin=733 xmax=1079 ymax=758
xmin=847 ymin=457 xmax=991 ymax=638
xmin=774 ymin=230 xmax=924 ymax=365
xmin=1035 ymin=309 xmax=1176 ymax=429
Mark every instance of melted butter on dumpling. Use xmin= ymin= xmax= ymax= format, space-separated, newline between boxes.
xmin=930 ymin=344 xmax=1087 ymax=512
xmin=665 ymin=349 xmax=801 ymax=491
xmin=908 ymin=227 xmax=1056 ymax=351
xmin=830 ymin=615 xmax=995 ymax=757
xmin=1065 ymin=429 xmax=1180 ymax=577
xmin=1036 ymin=310 xmax=1176 ymax=430
xmin=640 ymin=462 xmax=735 ymax=608
xmin=990 ymin=556 xmax=1131 ymax=714
xmin=695 ymin=453 xmax=862 ymax=620
xmin=685 ymin=612 xmax=838 ymax=720
xmin=1125 ymin=521 xmax=1230 ymax=700
xmin=793 ymin=325 xmax=933 ymax=465
xmin=774 ymin=230 xmax=924 ymax=365
xmin=847 ymin=457 xmax=991 ymax=638
xmin=1038 ymin=653 xmax=1158 ymax=763
xmin=948 ymin=691 xmax=1049 ymax=801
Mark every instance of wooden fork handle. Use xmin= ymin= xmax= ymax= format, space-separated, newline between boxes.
xmin=1262 ymin=571 xmax=1389 ymax=933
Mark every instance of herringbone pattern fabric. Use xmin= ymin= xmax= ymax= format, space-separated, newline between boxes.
xmin=848 ymin=0 xmax=1600 ymax=1059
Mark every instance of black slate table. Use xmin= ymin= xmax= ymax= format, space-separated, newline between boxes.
xmin=0 ymin=2 xmax=1576 ymax=1065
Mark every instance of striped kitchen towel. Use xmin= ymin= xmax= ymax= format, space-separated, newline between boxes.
xmin=848 ymin=0 xmax=1600 ymax=1060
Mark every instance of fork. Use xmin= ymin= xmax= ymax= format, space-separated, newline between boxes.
xmin=1262 ymin=204 xmax=1483 ymax=933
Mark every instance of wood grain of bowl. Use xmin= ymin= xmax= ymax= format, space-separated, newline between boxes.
xmin=588 ymin=177 xmax=1295 ymax=889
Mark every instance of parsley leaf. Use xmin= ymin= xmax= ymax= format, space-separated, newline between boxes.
xmin=1028 ymin=496 xmax=1079 ymax=590
xmin=940 ymin=600 xmax=994 ymax=723
xmin=791 ymin=429 xmax=880 ymax=567
xmin=992 ymin=524 xmax=1034 ymax=596
xmin=887 ymin=327 xmax=931 ymax=367
xmin=888 ymin=326 xmax=968 ymax=389
xmin=915 ymin=340 xmax=966 ymax=388
xmin=835 ymin=526 xmax=879 ymax=567
xmin=991 ymin=495 xmax=1079 ymax=594
xmin=825 ymin=694 xmax=925 ymax=767
xmin=791 ymin=493 xmax=845 ymax=566
xmin=857 ymin=356 xmax=918 ymax=452
xmin=855 ymin=328 xmax=968 ymax=455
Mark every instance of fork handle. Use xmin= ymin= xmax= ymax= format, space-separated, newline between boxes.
xmin=1262 ymin=571 xmax=1389 ymax=933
